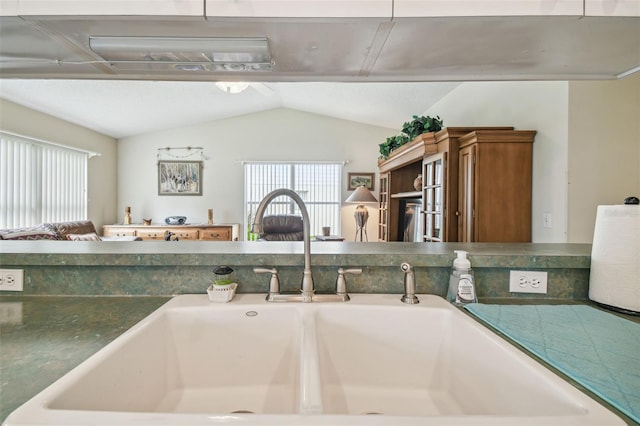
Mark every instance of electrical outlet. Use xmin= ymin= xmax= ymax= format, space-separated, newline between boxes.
xmin=0 ymin=269 xmax=24 ymax=292
xmin=509 ymin=270 xmax=548 ymax=294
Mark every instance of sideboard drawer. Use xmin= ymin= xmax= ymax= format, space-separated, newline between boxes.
xmin=136 ymin=230 xmax=165 ymax=240
xmin=102 ymin=227 xmax=136 ymax=237
xmin=200 ymin=227 xmax=231 ymax=241
xmin=168 ymin=228 xmax=199 ymax=240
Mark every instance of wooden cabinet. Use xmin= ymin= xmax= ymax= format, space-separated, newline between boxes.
xmin=102 ymin=224 xmax=239 ymax=241
xmin=378 ymin=132 xmax=436 ymax=241
xmin=377 ymin=127 xmax=492 ymax=241
xmin=457 ymin=130 xmax=536 ymax=242
xmin=419 ymin=127 xmax=503 ymax=242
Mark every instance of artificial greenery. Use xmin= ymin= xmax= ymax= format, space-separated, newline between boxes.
xmin=378 ymin=134 xmax=410 ymax=160
xmin=402 ymin=115 xmax=444 ymax=139
xmin=379 ymin=115 xmax=444 ymax=160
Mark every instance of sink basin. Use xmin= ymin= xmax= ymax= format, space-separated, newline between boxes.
xmin=51 ymin=304 xmax=301 ymax=415
xmin=315 ymin=304 xmax=586 ymax=417
xmin=4 ymin=294 xmax=625 ymax=425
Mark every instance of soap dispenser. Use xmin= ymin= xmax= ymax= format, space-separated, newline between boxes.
xmin=446 ymin=250 xmax=477 ymax=305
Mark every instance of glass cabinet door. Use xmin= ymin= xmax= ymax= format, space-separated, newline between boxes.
xmin=422 ymin=153 xmax=446 ymax=242
xmin=378 ymin=173 xmax=389 ymax=241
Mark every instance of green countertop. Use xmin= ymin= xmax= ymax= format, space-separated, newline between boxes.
xmin=0 ymin=295 xmax=170 ymax=423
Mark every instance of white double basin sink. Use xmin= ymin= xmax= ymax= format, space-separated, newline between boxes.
xmin=4 ymin=294 xmax=624 ymax=425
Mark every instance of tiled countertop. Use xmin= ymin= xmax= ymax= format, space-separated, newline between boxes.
xmin=0 ymin=296 xmax=170 ymax=423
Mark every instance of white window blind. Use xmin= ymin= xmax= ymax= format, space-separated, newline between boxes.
xmin=244 ymin=162 xmax=342 ymax=240
xmin=0 ymin=132 xmax=89 ymax=228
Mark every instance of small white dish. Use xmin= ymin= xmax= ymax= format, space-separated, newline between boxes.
xmin=207 ymin=283 xmax=237 ymax=303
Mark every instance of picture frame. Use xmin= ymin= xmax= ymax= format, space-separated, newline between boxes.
xmin=158 ymin=161 xmax=202 ymax=196
xmin=347 ymin=172 xmax=375 ymax=191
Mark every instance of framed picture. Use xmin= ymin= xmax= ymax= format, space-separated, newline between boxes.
xmin=347 ymin=172 xmax=375 ymax=191
xmin=158 ymin=161 xmax=202 ymax=196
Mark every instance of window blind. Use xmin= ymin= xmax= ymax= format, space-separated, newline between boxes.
xmin=0 ymin=132 xmax=89 ymax=228
xmin=244 ymin=162 xmax=342 ymax=240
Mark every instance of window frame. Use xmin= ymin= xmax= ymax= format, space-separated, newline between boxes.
xmin=0 ymin=131 xmax=93 ymax=228
xmin=243 ymin=161 xmax=343 ymax=241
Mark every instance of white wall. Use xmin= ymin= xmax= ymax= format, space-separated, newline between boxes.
xmin=568 ymin=73 xmax=640 ymax=243
xmin=0 ymin=98 xmax=118 ymax=230
xmin=424 ymin=81 xmax=569 ymax=243
xmin=117 ymin=108 xmax=395 ymax=240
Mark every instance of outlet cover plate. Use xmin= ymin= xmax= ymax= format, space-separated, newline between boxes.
xmin=509 ymin=270 xmax=548 ymax=294
xmin=0 ymin=269 xmax=24 ymax=292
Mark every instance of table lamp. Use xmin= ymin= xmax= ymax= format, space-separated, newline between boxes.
xmin=345 ymin=185 xmax=378 ymax=241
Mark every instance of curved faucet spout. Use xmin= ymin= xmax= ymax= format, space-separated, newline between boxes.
xmin=252 ymin=189 xmax=314 ymax=300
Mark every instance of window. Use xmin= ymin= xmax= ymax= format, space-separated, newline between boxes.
xmin=0 ymin=132 xmax=90 ymax=228
xmin=244 ymin=162 xmax=342 ymax=240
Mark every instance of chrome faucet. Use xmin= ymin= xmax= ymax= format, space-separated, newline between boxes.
xmin=252 ymin=188 xmax=354 ymax=303
xmin=251 ymin=188 xmax=314 ymax=302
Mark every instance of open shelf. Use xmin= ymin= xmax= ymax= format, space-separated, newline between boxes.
xmin=391 ymin=191 xmax=422 ymax=199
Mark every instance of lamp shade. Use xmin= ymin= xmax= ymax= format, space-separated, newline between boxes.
xmin=345 ymin=185 xmax=378 ymax=203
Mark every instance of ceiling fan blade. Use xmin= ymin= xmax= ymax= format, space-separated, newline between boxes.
xmin=250 ymin=82 xmax=274 ymax=96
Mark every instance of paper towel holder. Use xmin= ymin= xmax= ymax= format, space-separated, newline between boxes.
xmin=624 ymin=196 xmax=639 ymax=205
xmin=588 ymin=197 xmax=640 ymax=315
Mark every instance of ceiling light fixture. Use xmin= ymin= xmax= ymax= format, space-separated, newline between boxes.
xmin=88 ymin=36 xmax=272 ymax=72
xmin=215 ymin=82 xmax=250 ymax=94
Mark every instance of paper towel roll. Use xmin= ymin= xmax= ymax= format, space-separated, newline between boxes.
xmin=589 ymin=205 xmax=640 ymax=313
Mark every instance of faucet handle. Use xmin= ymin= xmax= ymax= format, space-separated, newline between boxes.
xmin=335 ymin=267 xmax=361 ymax=298
xmin=253 ymin=267 xmax=280 ymax=296
xmin=400 ymin=262 xmax=419 ymax=304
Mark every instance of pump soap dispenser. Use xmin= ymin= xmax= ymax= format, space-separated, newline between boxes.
xmin=446 ymin=250 xmax=477 ymax=305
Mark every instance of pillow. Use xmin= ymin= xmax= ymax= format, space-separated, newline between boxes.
xmin=0 ymin=223 xmax=62 ymax=240
xmin=66 ymin=232 xmax=101 ymax=241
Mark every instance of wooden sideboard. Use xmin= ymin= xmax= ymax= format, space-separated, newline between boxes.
xmin=102 ymin=224 xmax=240 ymax=241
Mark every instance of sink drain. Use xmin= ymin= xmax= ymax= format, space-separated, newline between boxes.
xmin=231 ymin=410 xmax=254 ymax=414
xmin=363 ymin=412 xmax=383 ymax=415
